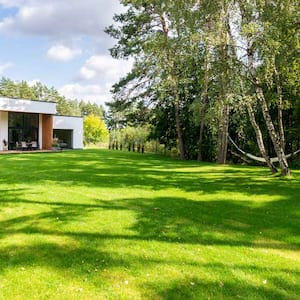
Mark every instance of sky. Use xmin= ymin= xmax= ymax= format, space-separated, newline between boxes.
xmin=0 ymin=0 xmax=133 ymax=106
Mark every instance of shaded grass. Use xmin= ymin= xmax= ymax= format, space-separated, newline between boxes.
xmin=0 ymin=149 xmax=299 ymax=299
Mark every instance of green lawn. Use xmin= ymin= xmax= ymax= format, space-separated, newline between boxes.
xmin=0 ymin=149 xmax=299 ymax=300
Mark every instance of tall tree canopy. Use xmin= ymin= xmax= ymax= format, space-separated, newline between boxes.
xmin=106 ymin=0 xmax=299 ymax=176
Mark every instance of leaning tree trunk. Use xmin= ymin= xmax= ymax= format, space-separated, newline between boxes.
xmin=240 ymin=2 xmax=290 ymax=176
xmin=255 ymin=87 xmax=290 ymax=175
xmin=247 ymin=47 xmax=290 ymax=175
xmin=246 ymin=102 xmax=278 ymax=173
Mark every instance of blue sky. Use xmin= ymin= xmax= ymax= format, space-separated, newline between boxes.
xmin=0 ymin=0 xmax=132 ymax=106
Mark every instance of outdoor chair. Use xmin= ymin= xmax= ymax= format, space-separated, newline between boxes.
xmin=31 ymin=141 xmax=38 ymax=150
xmin=21 ymin=141 xmax=27 ymax=151
xmin=16 ymin=142 xmax=22 ymax=150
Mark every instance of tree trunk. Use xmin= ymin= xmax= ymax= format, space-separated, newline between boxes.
xmin=216 ymin=0 xmax=230 ymax=164
xmin=197 ymin=117 xmax=206 ymax=161
xmin=248 ymin=48 xmax=290 ymax=175
xmin=274 ymin=66 xmax=285 ymax=150
xmin=240 ymin=1 xmax=290 ymax=176
xmin=160 ymin=13 xmax=186 ymax=160
xmin=246 ymin=102 xmax=278 ymax=173
xmin=228 ymin=19 xmax=277 ymax=172
xmin=174 ymin=93 xmax=186 ymax=160
xmin=198 ymin=21 xmax=211 ymax=162
xmin=255 ymin=87 xmax=290 ymax=175
xmin=217 ymin=104 xmax=230 ymax=164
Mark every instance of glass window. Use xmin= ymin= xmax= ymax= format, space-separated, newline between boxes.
xmin=8 ymin=112 xmax=23 ymax=128
xmin=24 ymin=113 xmax=39 ymax=128
xmin=8 ymin=112 xmax=39 ymax=149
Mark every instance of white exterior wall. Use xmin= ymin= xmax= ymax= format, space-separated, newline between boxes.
xmin=0 ymin=111 xmax=8 ymax=150
xmin=53 ymin=116 xmax=83 ymax=149
xmin=39 ymin=114 xmax=43 ymax=149
xmin=0 ymin=97 xmax=56 ymax=114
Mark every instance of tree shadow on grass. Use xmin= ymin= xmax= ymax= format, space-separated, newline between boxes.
xmin=0 ymin=150 xmax=299 ymax=298
xmin=1 ymin=150 xmax=299 ymax=201
xmin=0 ymin=241 xmax=298 ymax=299
xmin=0 ymin=192 xmax=299 ymax=298
xmin=0 ymin=192 xmax=299 ymax=250
xmin=145 ymin=277 xmax=298 ymax=300
xmin=97 ymin=196 xmax=300 ymax=249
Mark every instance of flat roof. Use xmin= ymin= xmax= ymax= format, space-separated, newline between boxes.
xmin=0 ymin=97 xmax=57 ymax=114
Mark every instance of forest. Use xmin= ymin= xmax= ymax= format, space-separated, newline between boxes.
xmin=105 ymin=0 xmax=299 ymax=176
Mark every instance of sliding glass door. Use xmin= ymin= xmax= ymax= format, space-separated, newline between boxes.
xmin=8 ymin=112 xmax=39 ymax=150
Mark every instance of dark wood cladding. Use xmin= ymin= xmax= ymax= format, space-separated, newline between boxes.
xmin=42 ymin=114 xmax=53 ymax=150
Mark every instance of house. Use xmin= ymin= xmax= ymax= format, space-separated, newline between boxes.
xmin=0 ymin=97 xmax=83 ymax=151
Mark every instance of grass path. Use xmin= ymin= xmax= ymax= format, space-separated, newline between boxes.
xmin=0 ymin=149 xmax=299 ymax=299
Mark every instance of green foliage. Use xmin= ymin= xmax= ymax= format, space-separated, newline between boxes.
xmin=84 ymin=115 xmax=109 ymax=145
xmin=80 ymin=100 xmax=104 ymax=118
xmin=110 ymin=125 xmax=150 ymax=152
xmin=106 ymin=0 xmax=299 ymax=168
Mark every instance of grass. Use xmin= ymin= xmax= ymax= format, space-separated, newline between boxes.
xmin=0 ymin=149 xmax=299 ymax=300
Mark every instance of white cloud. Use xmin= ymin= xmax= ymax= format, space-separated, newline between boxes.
xmin=0 ymin=0 xmax=25 ymax=8
xmin=61 ymin=55 xmax=133 ymax=106
xmin=58 ymin=55 xmax=133 ymax=106
xmin=0 ymin=62 xmax=13 ymax=75
xmin=0 ymin=0 xmax=123 ymax=38
xmin=0 ymin=0 xmax=129 ymax=107
xmin=79 ymin=55 xmax=133 ymax=82
xmin=46 ymin=45 xmax=82 ymax=61
xmin=59 ymin=83 xmax=112 ymax=106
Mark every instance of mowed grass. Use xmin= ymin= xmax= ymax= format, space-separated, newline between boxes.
xmin=0 ymin=149 xmax=299 ymax=300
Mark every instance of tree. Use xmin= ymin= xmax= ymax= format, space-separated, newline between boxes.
xmin=235 ymin=0 xmax=298 ymax=175
xmin=79 ymin=101 xmax=104 ymax=118
xmin=84 ymin=115 xmax=109 ymax=145
xmin=106 ymin=0 xmax=196 ymax=160
xmin=106 ymin=0 xmax=299 ymax=174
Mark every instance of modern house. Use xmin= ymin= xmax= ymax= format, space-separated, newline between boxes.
xmin=0 ymin=97 xmax=83 ymax=151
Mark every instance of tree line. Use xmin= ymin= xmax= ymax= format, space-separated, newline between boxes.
xmin=105 ymin=0 xmax=299 ymax=176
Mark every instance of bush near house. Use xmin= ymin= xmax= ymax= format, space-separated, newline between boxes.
xmin=84 ymin=115 xmax=109 ymax=146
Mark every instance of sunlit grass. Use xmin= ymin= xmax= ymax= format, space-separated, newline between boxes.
xmin=0 ymin=149 xmax=299 ymax=299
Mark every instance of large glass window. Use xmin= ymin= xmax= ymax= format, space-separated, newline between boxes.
xmin=8 ymin=112 xmax=39 ymax=150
